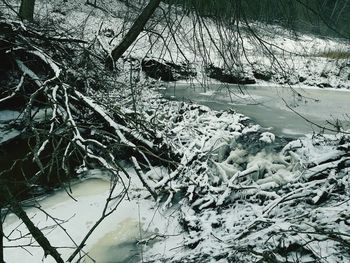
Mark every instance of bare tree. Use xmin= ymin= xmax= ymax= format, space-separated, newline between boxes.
xmin=0 ymin=2 xmax=177 ymax=258
xmin=1 ymin=0 xmax=349 ymax=262
xmin=107 ymin=0 xmax=161 ymax=67
xmin=0 ymin=208 xmax=3 ymax=263
xmin=19 ymin=0 xmax=35 ymax=21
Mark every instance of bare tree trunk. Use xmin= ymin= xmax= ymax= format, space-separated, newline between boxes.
xmin=19 ymin=0 xmax=36 ymax=21
xmin=0 ymin=207 xmax=4 ymax=263
xmin=4 ymin=189 xmax=64 ymax=263
xmin=11 ymin=202 xmax=64 ymax=263
xmin=106 ymin=0 xmax=161 ymax=68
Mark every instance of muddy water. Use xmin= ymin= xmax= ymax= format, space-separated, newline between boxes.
xmin=87 ymin=219 xmax=142 ymax=263
xmin=163 ymin=83 xmax=350 ymax=137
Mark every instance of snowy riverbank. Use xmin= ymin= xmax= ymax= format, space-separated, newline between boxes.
xmin=2 ymin=79 xmax=350 ymax=263
xmin=1 ymin=0 xmax=350 ymax=262
xmin=3 ymin=0 xmax=349 ymax=89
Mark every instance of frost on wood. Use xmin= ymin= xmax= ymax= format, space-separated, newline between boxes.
xmin=1 ymin=3 xmax=350 ymax=262
xmin=138 ymin=90 xmax=350 ymax=262
xmin=0 ymin=18 xmax=178 ymax=262
xmin=116 ymin=81 xmax=350 ymax=262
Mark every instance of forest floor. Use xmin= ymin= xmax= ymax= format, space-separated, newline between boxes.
xmin=3 ymin=0 xmax=349 ymax=88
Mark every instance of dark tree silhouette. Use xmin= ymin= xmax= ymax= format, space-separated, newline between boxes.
xmin=107 ymin=0 xmax=161 ymax=67
xmin=19 ymin=0 xmax=36 ymax=21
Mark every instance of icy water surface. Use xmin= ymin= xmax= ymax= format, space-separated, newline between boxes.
xmin=3 ymin=177 xmax=153 ymax=263
xmin=163 ymin=83 xmax=350 ymax=137
xmin=87 ymin=219 xmax=142 ymax=263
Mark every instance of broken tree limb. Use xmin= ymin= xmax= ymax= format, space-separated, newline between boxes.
xmin=4 ymin=189 xmax=64 ymax=263
xmin=132 ymin=156 xmax=158 ymax=200
xmin=106 ymin=0 xmax=161 ymax=68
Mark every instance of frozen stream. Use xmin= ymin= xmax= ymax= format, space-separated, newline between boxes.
xmin=3 ymin=170 xmax=182 ymax=263
xmin=163 ymin=83 xmax=350 ymax=137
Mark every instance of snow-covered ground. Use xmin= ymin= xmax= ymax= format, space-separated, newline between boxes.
xmin=4 ymin=0 xmax=348 ymax=89
xmin=3 ymin=85 xmax=350 ymax=262
xmin=1 ymin=0 xmax=350 ymax=262
xmin=134 ymin=88 xmax=350 ymax=263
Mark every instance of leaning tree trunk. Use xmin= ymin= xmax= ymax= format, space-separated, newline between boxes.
xmin=106 ymin=0 xmax=161 ymax=68
xmin=0 ymin=207 xmax=3 ymax=263
xmin=4 ymin=188 xmax=64 ymax=263
xmin=19 ymin=0 xmax=36 ymax=21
